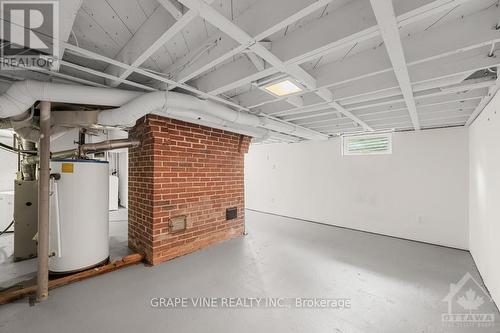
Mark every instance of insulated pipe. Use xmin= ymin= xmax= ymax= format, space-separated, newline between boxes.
xmin=153 ymin=111 xmax=270 ymax=138
xmin=98 ymin=91 xmax=327 ymax=141
xmin=22 ymin=139 xmax=141 ymax=165
xmin=0 ymin=80 xmax=141 ymax=118
xmin=36 ymin=101 xmax=50 ymax=302
xmin=80 ymin=139 xmax=140 ymax=154
xmin=22 ymin=148 xmax=76 ymax=166
xmin=21 ymin=140 xmax=36 ymax=180
xmin=97 ymin=91 xmax=260 ymax=128
xmin=0 ymin=80 xmax=326 ymax=141
xmin=1 ymin=111 xmax=40 ymax=142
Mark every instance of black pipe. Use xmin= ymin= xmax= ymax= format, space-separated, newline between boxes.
xmin=0 ymin=220 xmax=14 ymax=236
xmin=0 ymin=141 xmax=16 ymax=153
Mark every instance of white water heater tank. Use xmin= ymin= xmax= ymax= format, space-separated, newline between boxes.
xmin=49 ymin=159 xmax=109 ymax=273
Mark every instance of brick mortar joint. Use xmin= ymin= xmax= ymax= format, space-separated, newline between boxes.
xmin=128 ymin=114 xmax=248 ymax=265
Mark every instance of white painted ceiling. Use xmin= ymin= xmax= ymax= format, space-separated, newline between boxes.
xmin=1 ymin=0 xmax=499 ymax=143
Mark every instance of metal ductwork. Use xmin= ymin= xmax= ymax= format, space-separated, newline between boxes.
xmin=0 ymin=110 xmax=40 ymax=142
xmin=0 ymin=80 xmax=327 ymax=141
xmin=0 ymin=80 xmax=141 ymax=119
xmin=97 ymin=91 xmax=327 ymax=140
xmin=79 ymin=138 xmax=140 ymax=154
xmin=21 ymin=138 xmax=141 ymax=166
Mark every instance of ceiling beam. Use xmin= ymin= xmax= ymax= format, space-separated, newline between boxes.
xmin=60 ymin=61 xmax=156 ymax=91
xmin=335 ymin=73 xmax=472 ymax=107
xmin=179 ymin=0 xmax=317 ymax=87
xmin=56 ymin=0 xmax=83 ymax=66
xmin=167 ymin=0 xmax=334 ymax=84
xmin=50 ymin=57 xmax=322 ymax=142
xmin=285 ymin=109 xmax=339 ymax=122
xmin=343 ymin=100 xmax=479 ymax=124
xmin=329 ymin=101 xmax=371 ymax=131
xmin=176 ymin=0 xmax=333 ymax=138
xmin=29 ymin=67 xmax=108 ymax=87
xmin=351 ymin=48 xmax=500 ymax=100
xmin=61 ymin=43 xmax=327 ymax=141
xmin=287 ymin=88 xmax=485 ymax=123
xmin=290 ymin=98 xmax=481 ymax=126
xmin=316 ymin=7 xmax=500 ymax=87
xmin=238 ymin=45 xmax=500 ymax=112
xmin=102 ymin=5 xmax=174 ymax=83
xmin=354 ymin=94 xmax=484 ymax=116
xmin=194 ymin=0 xmax=478 ymax=96
xmin=286 ymin=0 xmax=473 ymax=65
xmin=315 ymin=88 xmax=373 ymax=131
xmin=190 ymin=0 xmax=377 ymax=91
xmin=179 ymin=0 xmax=372 ymax=131
xmin=108 ymin=9 xmax=199 ymax=87
xmin=439 ymin=77 xmax=497 ymax=93
xmin=270 ymin=76 xmax=468 ymax=117
xmin=157 ymin=0 xmax=183 ymax=19
xmin=360 ymin=1 xmax=417 ymax=129
xmin=245 ymin=52 xmax=265 ymax=72
xmin=62 ymin=42 xmax=247 ymax=110
xmin=466 ymin=66 xmax=500 ymax=126
xmin=271 ymin=102 xmax=332 ymax=117
xmin=358 ymin=108 xmax=474 ymax=124
xmin=346 ymin=86 xmax=488 ymax=112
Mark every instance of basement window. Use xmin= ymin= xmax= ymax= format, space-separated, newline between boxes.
xmin=341 ymin=133 xmax=392 ymax=156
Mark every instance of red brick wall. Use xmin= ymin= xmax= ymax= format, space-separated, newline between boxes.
xmin=128 ymin=115 xmax=251 ymax=265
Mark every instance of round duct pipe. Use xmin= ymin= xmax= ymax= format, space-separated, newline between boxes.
xmin=0 ymin=80 xmax=327 ymax=141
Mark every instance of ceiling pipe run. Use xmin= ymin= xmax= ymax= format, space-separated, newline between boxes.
xmin=0 ymin=80 xmax=141 ymax=118
xmin=98 ymin=91 xmax=327 ymax=140
xmin=79 ymin=138 xmax=141 ymax=154
xmin=22 ymin=138 xmax=141 ymax=165
xmin=0 ymin=80 xmax=325 ymax=141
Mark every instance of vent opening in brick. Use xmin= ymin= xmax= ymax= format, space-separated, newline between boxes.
xmin=226 ymin=207 xmax=237 ymax=220
xmin=128 ymin=115 xmax=251 ymax=265
xmin=170 ymin=215 xmax=187 ymax=233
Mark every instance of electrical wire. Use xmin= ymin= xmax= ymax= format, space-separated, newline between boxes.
xmin=0 ymin=142 xmax=17 ymax=154
xmin=0 ymin=141 xmax=36 ymax=155
xmin=71 ymin=30 xmax=80 ymax=48
xmin=0 ymin=220 xmax=14 ymax=236
xmin=168 ymin=41 xmax=218 ymax=77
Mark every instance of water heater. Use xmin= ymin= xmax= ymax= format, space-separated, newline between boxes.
xmin=49 ymin=159 xmax=109 ymax=273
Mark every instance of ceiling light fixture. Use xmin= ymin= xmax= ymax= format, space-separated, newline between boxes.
xmin=263 ymin=79 xmax=303 ymax=97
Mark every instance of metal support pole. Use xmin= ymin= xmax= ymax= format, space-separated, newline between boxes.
xmin=36 ymin=101 xmax=50 ymax=302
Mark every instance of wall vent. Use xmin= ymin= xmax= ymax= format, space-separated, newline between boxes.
xmin=226 ymin=207 xmax=237 ymax=220
xmin=169 ymin=215 xmax=187 ymax=233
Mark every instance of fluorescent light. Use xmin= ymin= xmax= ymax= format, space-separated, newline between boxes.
xmin=263 ymin=79 xmax=303 ymax=97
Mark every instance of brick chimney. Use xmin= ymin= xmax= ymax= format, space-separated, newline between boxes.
xmin=128 ymin=115 xmax=251 ymax=265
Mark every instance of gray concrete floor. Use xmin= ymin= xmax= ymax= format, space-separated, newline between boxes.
xmin=0 ymin=210 xmax=499 ymax=333
xmin=0 ymin=214 xmax=130 ymax=290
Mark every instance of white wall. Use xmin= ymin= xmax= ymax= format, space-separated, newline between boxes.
xmin=469 ymin=92 xmax=500 ymax=306
xmin=51 ymin=128 xmax=80 ymax=151
xmin=245 ymin=127 xmax=469 ymax=249
xmin=51 ymin=128 xmax=130 ymax=208
xmin=118 ymin=151 xmax=128 ymax=208
xmin=0 ymin=134 xmax=18 ymax=191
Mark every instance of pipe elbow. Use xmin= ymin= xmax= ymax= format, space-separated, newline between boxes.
xmin=0 ymin=80 xmax=39 ymax=118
